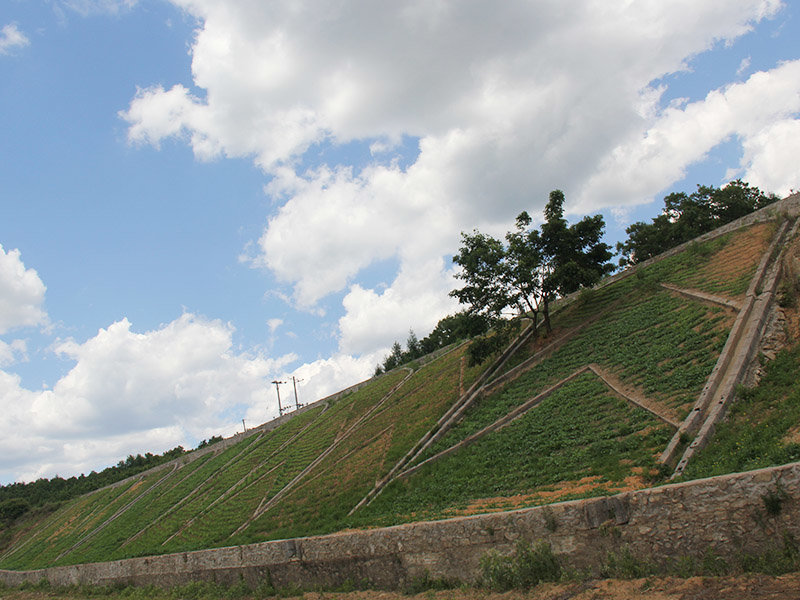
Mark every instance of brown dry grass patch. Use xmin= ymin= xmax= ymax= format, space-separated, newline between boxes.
xmin=439 ymin=473 xmax=652 ymax=518
xmin=698 ymin=222 xmax=771 ymax=297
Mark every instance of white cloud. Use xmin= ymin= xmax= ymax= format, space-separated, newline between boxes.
xmin=0 ymin=245 xmax=48 ymax=334
xmin=575 ymin=60 xmax=800 ymax=212
xmin=123 ymin=0 xmax=790 ymax=310
xmin=0 ymin=313 xmax=298 ymax=482
xmin=0 ymin=23 xmax=29 ymax=55
xmin=252 ymin=163 xmax=456 ymax=307
xmin=737 ymin=56 xmax=752 ymax=76
xmin=267 ymin=318 xmax=283 ymax=333
xmin=736 ymin=118 xmax=800 ymax=195
xmin=338 ymin=258 xmax=458 ymax=357
xmin=0 ymin=339 xmax=27 ymax=367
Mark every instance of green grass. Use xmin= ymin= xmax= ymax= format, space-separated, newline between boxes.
xmin=421 ymin=290 xmax=730 ymax=461
xmin=0 ymin=219 xmax=783 ymax=571
xmin=353 ymin=372 xmax=672 ymax=526
xmin=683 ymin=344 xmax=800 ymax=480
xmin=231 ymin=343 xmax=487 ymax=544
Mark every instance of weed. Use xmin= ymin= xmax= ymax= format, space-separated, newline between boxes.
xmin=480 ymin=540 xmax=561 ymax=591
xmin=600 ymin=546 xmax=655 ymax=579
xmin=737 ymin=531 xmax=800 ymax=575
xmin=576 ymin=287 xmax=597 ymax=307
xmin=542 ymin=507 xmax=558 ymax=532
xmin=402 ymin=571 xmax=456 ymax=595
xmin=777 ymin=277 xmax=799 ymax=308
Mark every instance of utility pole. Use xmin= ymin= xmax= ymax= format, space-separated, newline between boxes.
xmin=242 ymin=419 xmax=246 ymax=433
xmin=271 ymin=380 xmax=286 ymax=416
xmin=291 ymin=376 xmax=304 ymax=411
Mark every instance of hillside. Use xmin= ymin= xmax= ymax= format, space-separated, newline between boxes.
xmin=1 ymin=196 xmax=799 ymax=575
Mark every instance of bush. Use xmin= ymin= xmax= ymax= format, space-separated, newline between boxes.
xmin=600 ymin=546 xmax=655 ymax=579
xmin=0 ymin=497 xmax=30 ymax=524
xmin=480 ymin=540 xmax=561 ymax=591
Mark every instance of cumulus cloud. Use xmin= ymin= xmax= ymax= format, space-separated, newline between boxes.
xmin=116 ymin=0 xmax=798 ymax=429
xmin=0 ymin=245 xmax=48 ymax=334
xmin=0 ymin=313 xmax=297 ymax=482
xmin=0 ymin=23 xmax=29 ymax=55
xmin=338 ymin=257 xmax=458 ymax=357
xmin=282 ymin=352 xmax=379 ymax=410
xmin=575 ymin=60 xmax=800 ymax=211
xmin=0 ymin=339 xmax=27 ymax=367
xmin=123 ymin=0 xmax=791 ymax=310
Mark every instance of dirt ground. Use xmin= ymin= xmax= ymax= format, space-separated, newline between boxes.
xmin=314 ymin=574 xmax=800 ymax=600
xmin=5 ymin=574 xmax=800 ymax=600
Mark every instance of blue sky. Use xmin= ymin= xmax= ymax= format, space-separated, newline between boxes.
xmin=0 ymin=0 xmax=798 ymax=484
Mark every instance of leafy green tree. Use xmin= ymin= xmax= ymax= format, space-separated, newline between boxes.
xmin=0 ymin=497 xmax=30 ymax=525
xmin=451 ymin=189 xmax=611 ymax=358
xmin=449 ymin=230 xmax=509 ymax=321
xmin=418 ymin=311 xmax=491 ymax=355
xmin=538 ymin=190 xmax=613 ymax=331
xmin=504 ymin=211 xmax=544 ymax=328
xmin=617 ymin=180 xmax=778 ymax=265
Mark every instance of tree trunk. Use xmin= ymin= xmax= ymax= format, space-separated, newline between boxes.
xmin=543 ymin=297 xmax=552 ymax=333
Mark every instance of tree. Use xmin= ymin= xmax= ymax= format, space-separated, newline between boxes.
xmin=450 ymin=190 xmax=612 ymax=359
xmin=538 ymin=190 xmax=613 ymax=331
xmin=504 ymin=211 xmax=544 ymax=325
xmin=449 ymin=230 xmax=509 ymax=322
xmin=405 ymin=330 xmax=421 ymax=357
xmin=617 ymin=180 xmax=778 ymax=266
xmin=419 ymin=311 xmax=491 ymax=354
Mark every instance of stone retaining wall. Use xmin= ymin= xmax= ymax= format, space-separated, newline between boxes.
xmin=2 ymin=462 xmax=798 ymax=590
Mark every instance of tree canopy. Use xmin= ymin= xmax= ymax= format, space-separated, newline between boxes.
xmin=450 ymin=190 xmax=613 ymax=362
xmin=617 ymin=180 xmax=778 ymax=266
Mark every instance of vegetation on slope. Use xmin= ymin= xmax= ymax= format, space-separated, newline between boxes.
xmin=232 ymin=342 xmax=487 ymax=545
xmin=0 ymin=346 xmax=488 ymax=567
xmin=683 ymin=344 xmax=800 ymax=480
xmin=0 ymin=182 xmax=792 ymax=572
xmin=354 ymin=371 xmax=672 ymax=525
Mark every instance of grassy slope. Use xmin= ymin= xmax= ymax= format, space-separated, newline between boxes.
xmin=353 ymin=371 xmax=673 ymax=526
xmin=684 ymin=343 xmax=800 ymax=480
xmin=0 ymin=220 xmax=788 ymax=570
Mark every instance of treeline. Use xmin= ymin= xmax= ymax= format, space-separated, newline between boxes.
xmin=0 ymin=446 xmax=188 ymax=527
xmin=617 ymin=180 xmax=778 ymax=265
xmin=374 ymin=311 xmax=491 ymax=375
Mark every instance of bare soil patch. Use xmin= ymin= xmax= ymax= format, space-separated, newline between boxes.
xmin=699 ymin=222 xmax=771 ymax=298
xmin=6 ymin=573 xmax=800 ymax=600
xmin=442 ymin=474 xmax=652 ymax=517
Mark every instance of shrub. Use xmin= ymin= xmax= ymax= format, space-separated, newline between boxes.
xmin=600 ymin=546 xmax=656 ymax=579
xmin=480 ymin=540 xmax=561 ymax=591
xmin=0 ymin=497 xmax=30 ymax=524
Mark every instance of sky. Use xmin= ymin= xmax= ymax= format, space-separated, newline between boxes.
xmin=0 ymin=0 xmax=798 ymax=484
